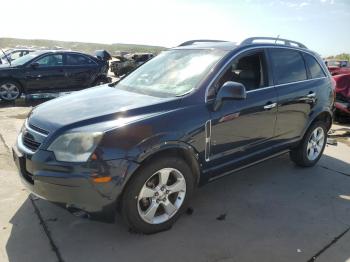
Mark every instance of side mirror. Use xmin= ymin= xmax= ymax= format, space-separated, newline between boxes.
xmin=30 ymin=62 xmax=39 ymax=68
xmin=213 ymin=81 xmax=247 ymax=111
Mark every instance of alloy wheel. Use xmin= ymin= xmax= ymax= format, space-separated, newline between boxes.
xmin=137 ymin=168 xmax=186 ymax=224
xmin=0 ymin=83 xmax=20 ymax=100
xmin=306 ymin=126 xmax=325 ymax=161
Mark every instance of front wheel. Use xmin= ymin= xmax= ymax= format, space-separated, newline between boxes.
xmin=121 ymin=156 xmax=194 ymax=234
xmin=0 ymin=80 xmax=22 ymax=101
xmin=290 ymin=121 xmax=327 ymax=167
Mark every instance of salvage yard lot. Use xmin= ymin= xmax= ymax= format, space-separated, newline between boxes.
xmin=0 ymin=102 xmax=349 ymax=262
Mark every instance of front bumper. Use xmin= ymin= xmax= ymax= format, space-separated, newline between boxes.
xmin=12 ymin=144 xmax=139 ymax=222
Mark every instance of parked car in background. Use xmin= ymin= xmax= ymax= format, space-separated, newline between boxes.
xmin=326 ymin=60 xmax=350 ymax=76
xmin=13 ymin=37 xmax=334 ymax=234
xmin=0 ymin=48 xmax=36 ymax=64
xmin=110 ymin=52 xmax=154 ymax=77
xmin=0 ymin=50 xmax=110 ymax=101
xmin=333 ymin=73 xmax=350 ymax=119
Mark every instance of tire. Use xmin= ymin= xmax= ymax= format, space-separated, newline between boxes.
xmin=0 ymin=80 xmax=22 ymax=101
xmin=290 ymin=121 xmax=327 ymax=167
xmin=121 ymin=156 xmax=194 ymax=234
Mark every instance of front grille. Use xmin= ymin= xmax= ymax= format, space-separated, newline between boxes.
xmin=21 ymin=121 xmax=49 ymax=152
xmin=29 ymin=123 xmax=49 ymax=135
xmin=22 ymin=135 xmax=41 ymax=151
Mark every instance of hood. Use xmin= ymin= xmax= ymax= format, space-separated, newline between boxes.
xmin=28 ymin=85 xmax=174 ymax=132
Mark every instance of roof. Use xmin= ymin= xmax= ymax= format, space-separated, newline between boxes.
xmin=174 ymin=37 xmax=308 ymax=52
xmin=175 ymin=41 xmax=238 ymax=51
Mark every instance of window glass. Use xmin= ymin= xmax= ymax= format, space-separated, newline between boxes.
xmin=66 ymin=54 xmax=94 ymax=65
xmin=36 ymin=54 xmax=63 ymax=67
xmin=117 ymin=49 xmax=227 ymax=98
xmin=270 ymin=49 xmax=307 ymax=84
xmin=214 ymin=52 xmax=267 ymax=93
xmin=303 ymin=53 xmax=326 ymax=79
xmin=9 ymin=51 xmax=22 ymax=60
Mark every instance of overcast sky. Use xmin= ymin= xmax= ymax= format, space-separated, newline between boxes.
xmin=1 ymin=0 xmax=350 ymax=56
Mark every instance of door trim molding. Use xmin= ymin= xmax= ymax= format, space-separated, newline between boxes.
xmin=205 ymin=120 xmax=211 ymax=162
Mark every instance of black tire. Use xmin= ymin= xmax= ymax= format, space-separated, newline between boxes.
xmin=290 ymin=121 xmax=327 ymax=167
xmin=121 ymin=156 xmax=194 ymax=234
xmin=0 ymin=80 xmax=22 ymax=101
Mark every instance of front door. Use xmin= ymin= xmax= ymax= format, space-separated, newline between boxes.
xmin=24 ymin=54 xmax=66 ymax=92
xmin=206 ymin=49 xmax=278 ymax=176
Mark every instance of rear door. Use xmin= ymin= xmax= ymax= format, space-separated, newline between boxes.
xmin=64 ymin=53 xmax=98 ymax=89
xmin=268 ymin=48 xmax=327 ymax=144
xmin=24 ymin=53 xmax=66 ymax=92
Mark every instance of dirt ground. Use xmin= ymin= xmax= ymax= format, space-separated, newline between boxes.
xmin=0 ymin=100 xmax=349 ymax=262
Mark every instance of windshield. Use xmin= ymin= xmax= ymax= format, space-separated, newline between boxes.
xmin=116 ymin=49 xmax=227 ymax=97
xmin=11 ymin=51 xmax=42 ymax=66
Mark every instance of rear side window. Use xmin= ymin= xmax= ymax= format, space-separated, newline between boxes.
xmin=303 ymin=53 xmax=326 ymax=79
xmin=270 ymin=49 xmax=307 ymax=85
xmin=66 ymin=54 xmax=95 ymax=65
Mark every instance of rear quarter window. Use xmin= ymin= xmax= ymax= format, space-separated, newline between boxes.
xmin=270 ymin=49 xmax=307 ymax=85
xmin=303 ymin=53 xmax=326 ymax=79
xmin=66 ymin=54 xmax=95 ymax=65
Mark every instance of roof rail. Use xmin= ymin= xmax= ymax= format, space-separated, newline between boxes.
xmin=178 ymin=39 xmax=228 ymax=47
xmin=241 ymin=37 xmax=307 ymax=49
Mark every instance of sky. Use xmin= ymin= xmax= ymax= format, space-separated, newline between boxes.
xmin=1 ymin=0 xmax=350 ymax=56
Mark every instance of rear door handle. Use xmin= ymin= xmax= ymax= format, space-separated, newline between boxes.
xmin=264 ymin=102 xmax=277 ymax=110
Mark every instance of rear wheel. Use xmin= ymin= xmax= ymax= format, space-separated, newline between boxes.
xmin=0 ymin=80 xmax=22 ymax=101
xmin=121 ymin=156 xmax=194 ymax=234
xmin=290 ymin=121 xmax=327 ymax=167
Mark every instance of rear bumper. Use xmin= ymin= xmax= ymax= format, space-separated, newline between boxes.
xmin=12 ymin=145 xmax=139 ymax=222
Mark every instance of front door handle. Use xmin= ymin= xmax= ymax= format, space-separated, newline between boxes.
xmin=306 ymin=92 xmax=316 ymax=98
xmin=264 ymin=102 xmax=277 ymax=110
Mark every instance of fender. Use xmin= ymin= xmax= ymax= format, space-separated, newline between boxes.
xmin=136 ymin=140 xmax=202 ymax=184
xmin=115 ymin=141 xmax=202 ymax=202
xmin=301 ymin=106 xmax=333 ymax=138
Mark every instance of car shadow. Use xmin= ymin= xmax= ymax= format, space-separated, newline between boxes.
xmin=5 ymin=153 xmax=350 ymax=262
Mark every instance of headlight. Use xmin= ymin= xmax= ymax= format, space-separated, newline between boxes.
xmin=48 ymin=132 xmax=103 ymax=162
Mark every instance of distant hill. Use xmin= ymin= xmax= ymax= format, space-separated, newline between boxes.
xmin=0 ymin=37 xmax=167 ymax=55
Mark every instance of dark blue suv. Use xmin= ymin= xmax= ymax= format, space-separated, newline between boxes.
xmin=13 ymin=37 xmax=334 ymax=234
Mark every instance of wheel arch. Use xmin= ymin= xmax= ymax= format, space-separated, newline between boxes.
xmin=302 ymin=109 xmax=333 ymax=138
xmin=116 ymin=142 xmax=202 ymax=209
xmin=0 ymin=77 xmax=24 ymax=91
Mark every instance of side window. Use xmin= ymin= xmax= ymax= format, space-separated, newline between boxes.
xmin=303 ymin=53 xmax=326 ymax=79
xmin=270 ymin=49 xmax=307 ymax=85
xmin=66 ymin=54 xmax=94 ymax=65
xmin=36 ymin=54 xmax=63 ymax=67
xmin=214 ymin=51 xmax=268 ymax=94
xmin=9 ymin=51 xmax=22 ymax=60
